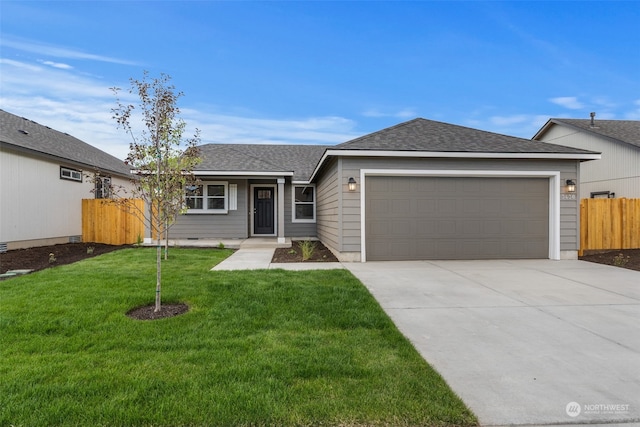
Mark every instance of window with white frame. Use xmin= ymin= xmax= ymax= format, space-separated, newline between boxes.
xmin=60 ymin=166 xmax=82 ymax=182
xmin=185 ymin=182 xmax=228 ymax=213
xmin=292 ymin=185 xmax=315 ymax=222
xmin=95 ymin=176 xmax=111 ymax=199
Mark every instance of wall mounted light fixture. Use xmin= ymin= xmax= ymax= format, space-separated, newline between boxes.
xmin=566 ymin=179 xmax=576 ymax=193
xmin=348 ymin=177 xmax=357 ymax=191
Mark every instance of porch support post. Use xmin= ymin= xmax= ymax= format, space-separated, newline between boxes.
xmin=277 ymin=178 xmax=286 ymax=244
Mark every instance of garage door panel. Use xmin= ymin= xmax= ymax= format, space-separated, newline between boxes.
xmin=437 ymin=199 xmax=457 ymax=214
xmin=366 ymin=176 xmax=549 ymax=260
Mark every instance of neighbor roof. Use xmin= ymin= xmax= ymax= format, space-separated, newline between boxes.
xmin=0 ymin=109 xmax=131 ymax=177
xmin=336 ymin=118 xmax=600 ymax=154
xmin=196 ymin=144 xmax=330 ymax=181
xmin=533 ymin=118 xmax=640 ymax=149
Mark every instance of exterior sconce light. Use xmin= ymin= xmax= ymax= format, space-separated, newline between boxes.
xmin=566 ymin=179 xmax=576 ymax=193
xmin=348 ymin=177 xmax=357 ymax=191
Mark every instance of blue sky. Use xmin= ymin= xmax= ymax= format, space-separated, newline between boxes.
xmin=1 ymin=1 xmax=639 ymax=160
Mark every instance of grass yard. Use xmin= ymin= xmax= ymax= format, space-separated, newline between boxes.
xmin=0 ymin=248 xmax=477 ymax=427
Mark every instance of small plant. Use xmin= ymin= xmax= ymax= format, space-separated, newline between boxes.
xmin=288 ymin=249 xmax=297 ymax=255
xmin=613 ymin=253 xmax=630 ymax=266
xmin=299 ymin=240 xmax=316 ymax=261
xmin=86 ymin=246 xmax=95 ymax=255
xmin=48 ymin=253 xmax=57 ymax=264
xmin=217 ymin=242 xmax=225 ymax=249
xmin=136 ymin=233 xmax=143 ymax=246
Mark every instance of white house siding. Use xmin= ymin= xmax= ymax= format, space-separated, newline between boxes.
xmin=1 ymin=148 xmax=98 ymax=249
xmin=335 ymin=157 xmax=581 ymax=260
xmin=537 ymin=125 xmax=640 ymax=198
xmin=168 ymin=179 xmax=249 ymax=239
xmin=315 ymin=158 xmax=340 ymax=255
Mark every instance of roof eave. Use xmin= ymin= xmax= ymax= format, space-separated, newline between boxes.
xmin=0 ymin=141 xmax=132 ymax=178
xmin=308 ymin=149 xmax=601 ymax=182
xmin=193 ymin=170 xmax=294 ymax=177
xmin=531 ymin=118 xmax=556 ymax=140
xmin=533 ymin=119 xmax=640 ymax=149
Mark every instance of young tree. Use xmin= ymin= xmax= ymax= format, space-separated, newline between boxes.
xmin=111 ymin=71 xmax=201 ymax=312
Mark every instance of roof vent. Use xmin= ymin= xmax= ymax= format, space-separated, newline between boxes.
xmin=590 ymin=112 xmax=596 ymax=127
xmin=18 ymin=129 xmax=29 ymax=135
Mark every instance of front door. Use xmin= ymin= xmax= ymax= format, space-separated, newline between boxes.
xmin=253 ymin=187 xmax=275 ymax=235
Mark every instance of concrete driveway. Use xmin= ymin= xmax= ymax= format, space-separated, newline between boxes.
xmin=345 ymin=260 xmax=640 ymax=427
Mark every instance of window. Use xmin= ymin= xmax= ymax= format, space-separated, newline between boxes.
xmin=60 ymin=166 xmax=82 ymax=182
xmin=95 ymin=176 xmax=111 ymax=199
xmin=293 ymin=185 xmax=316 ymax=222
xmin=186 ymin=181 xmax=228 ymax=213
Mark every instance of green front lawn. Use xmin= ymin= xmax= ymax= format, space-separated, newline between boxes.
xmin=0 ymin=248 xmax=476 ymax=426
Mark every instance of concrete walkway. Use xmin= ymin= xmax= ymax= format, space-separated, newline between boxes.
xmin=211 ymin=238 xmax=344 ymax=271
xmin=345 ymin=260 xmax=640 ymax=427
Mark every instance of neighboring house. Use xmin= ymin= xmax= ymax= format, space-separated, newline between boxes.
xmin=533 ymin=116 xmax=640 ymax=199
xmin=169 ymin=118 xmax=600 ymax=261
xmin=0 ymin=109 xmax=132 ymax=251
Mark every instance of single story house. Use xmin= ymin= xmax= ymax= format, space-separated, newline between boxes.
xmin=169 ymin=118 xmax=600 ymax=261
xmin=0 ymin=109 xmax=132 ymax=251
xmin=533 ymin=115 xmax=640 ymax=199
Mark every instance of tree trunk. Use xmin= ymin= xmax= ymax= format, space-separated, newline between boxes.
xmin=155 ymin=233 xmax=162 ymax=312
xmin=164 ymin=219 xmax=169 ymax=260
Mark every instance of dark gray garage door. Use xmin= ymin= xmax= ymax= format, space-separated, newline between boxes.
xmin=365 ymin=176 xmax=549 ymax=260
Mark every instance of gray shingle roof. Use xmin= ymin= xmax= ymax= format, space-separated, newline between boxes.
xmin=0 ymin=109 xmax=131 ymax=177
xmin=336 ymin=118 xmax=599 ymax=154
xmin=541 ymin=118 xmax=640 ymax=149
xmin=196 ymin=144 xmax=330 ymax=181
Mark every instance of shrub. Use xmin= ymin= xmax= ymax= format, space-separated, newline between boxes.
xmin=299 ymin=240 xmax=316 ymax=261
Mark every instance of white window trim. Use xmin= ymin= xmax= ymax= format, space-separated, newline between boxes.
xmin=292 ymin=184 xmax=316 ymax=223
xmin=60 ymin=166 xmax=82 ymax=182
xmin=186 ymin=181 xmax=228 ymax=214
xmin=95 ymin=176 xmax=111 ymax=199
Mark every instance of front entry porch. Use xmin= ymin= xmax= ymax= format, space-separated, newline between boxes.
xmin=156 ymin=237 xmax=292 ymax=250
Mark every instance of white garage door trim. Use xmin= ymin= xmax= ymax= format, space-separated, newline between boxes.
xmin=359 ymin=169 xmax=561 ymax=262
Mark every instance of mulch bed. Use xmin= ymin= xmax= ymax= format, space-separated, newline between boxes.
xmin=126 ymin=303 xmax=190 ymax=320
xmin=0 ymin=243 xmax=127 ymax=275
xmin=272 ymin=240 xmax=339 ymax=263
xmin=579 ymin=249 xmax=640 ymax=271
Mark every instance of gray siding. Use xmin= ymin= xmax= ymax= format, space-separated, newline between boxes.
xmin=170 ymin=179 xmax=249 ymax=239
xmin=283 ymin=181 xmax=318 ymax=237
xmin=316 ymin=158 xmax=340 ymax=252
xmin=336 ymin=157 xmax=580 ymax=254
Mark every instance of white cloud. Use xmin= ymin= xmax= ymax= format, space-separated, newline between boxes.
xmin=362 ymin=108 xmax=417 ymax=119
xmin=549 ymin=96 xmax=584 ymax=110
xmin=465 ymin=114 xmax=550 ymax=139
xmin=1 ymin=36 xmax=141 ymax=66
xmin=489 ymin=114 xmax=528 ymax=127
xmin=0 ymin=57 xmax=361 ymax=161
xmin=40 ymin=60 xmax=73 ymax=70
xmin=184 ymin=109 xmax=358 ymax=146
xmin=624 ymin=100 xmax=640 ymax=120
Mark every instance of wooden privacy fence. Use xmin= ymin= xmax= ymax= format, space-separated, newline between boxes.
xmin=82 ymin=199 xmax=145 ymax=245
xmin=580 ymin=198 xmax=640 ymax=255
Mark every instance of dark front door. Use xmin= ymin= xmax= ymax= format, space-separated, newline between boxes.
xmin=254 ymin=187 xmax=275 ymax=235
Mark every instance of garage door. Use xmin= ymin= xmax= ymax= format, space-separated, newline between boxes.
xmin=365 ymin=176 xmax=549 ymax=260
